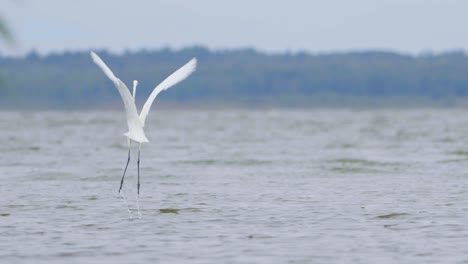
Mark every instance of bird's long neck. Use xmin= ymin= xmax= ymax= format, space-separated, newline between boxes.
xmin=132 ymin=80 xmax=138 ymax=99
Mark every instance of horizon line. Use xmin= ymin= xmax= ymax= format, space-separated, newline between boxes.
xmin=1 ymin=45 xmax=466 ymax=59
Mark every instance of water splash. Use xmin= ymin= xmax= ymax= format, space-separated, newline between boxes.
xmin=136 ymin=195 xmax=142 ymax=219
xmin=119 ymin=191 xmax=133 ymax=219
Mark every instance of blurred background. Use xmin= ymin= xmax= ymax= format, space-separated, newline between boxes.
xmin=2 ymin=0 xmax=468 ymax=109
xmin=3 ymin=2 xmax=468 ymax=263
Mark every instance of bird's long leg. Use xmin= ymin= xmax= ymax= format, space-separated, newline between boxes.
xmin=137 ymin=143 xmax=141 ymax=197
xmin=136 ymin=143 xmax=142 ymax=218
xmin=119 ymin=139 xmax=131 ymax=194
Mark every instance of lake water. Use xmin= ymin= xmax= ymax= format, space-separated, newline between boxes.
xmin=1 ymin=109 xmax=468 ymax=263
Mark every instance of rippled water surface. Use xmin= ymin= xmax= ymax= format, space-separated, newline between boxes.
xmin=1 ymin=109 xmax=468 ymax=263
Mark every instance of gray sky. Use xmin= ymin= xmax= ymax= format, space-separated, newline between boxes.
xmin=1 ymin=0 xmax=467 ymax=56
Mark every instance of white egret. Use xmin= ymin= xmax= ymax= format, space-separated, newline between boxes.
xmin=90 ymin=51 xmax=197 ymax=197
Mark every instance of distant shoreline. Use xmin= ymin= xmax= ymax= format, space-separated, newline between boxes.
xmin=2 ymin=47 xmax=468 ymax=109
xmin=2 ymin=96 xmax=468 ymax=110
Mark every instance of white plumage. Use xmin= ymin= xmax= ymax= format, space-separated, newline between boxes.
xmin=90 ymin=51 xmax=197 ymax=143
xmin=90 ymin=51 xmax=197 ymax=197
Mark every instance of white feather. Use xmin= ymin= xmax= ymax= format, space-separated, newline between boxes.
xmin=139 ymin=58 xmax=197 ymax=126
xmin=90 ymin=52 xmax=196 ymax=142
xmin=90 ymin=51 xmax=148 ymax=143
xmin=90 ymin=52 xmax=118 ymax=83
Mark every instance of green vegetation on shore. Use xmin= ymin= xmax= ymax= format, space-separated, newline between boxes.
xmin=1 ymin=47 xmax=468 ymax=108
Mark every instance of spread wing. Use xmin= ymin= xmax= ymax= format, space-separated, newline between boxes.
xmin=90 ymin=52 xmax=142 ymax=130
xmin=139 ymin=58 xmax=197 ymax=127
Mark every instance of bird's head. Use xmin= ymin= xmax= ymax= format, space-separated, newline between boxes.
xmin=132 ymin=80 xmax=138 ymax=98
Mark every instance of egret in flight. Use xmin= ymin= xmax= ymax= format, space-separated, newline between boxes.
xmin=90 ymin=51 xmax=197 ymax=197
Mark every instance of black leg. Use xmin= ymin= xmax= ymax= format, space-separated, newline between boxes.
xmin=137 ymin=144 xmax=141 ymax=197
xmin=119 ymin=140 xmax=131 ymax=194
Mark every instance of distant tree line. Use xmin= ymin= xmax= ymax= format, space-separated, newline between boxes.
xmin=1 ymin=46 xmax=468 ymax=108
xmin=0 ymin=16 xmax=14 ymax=93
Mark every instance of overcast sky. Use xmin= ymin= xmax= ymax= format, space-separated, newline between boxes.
xmin=1 ymin=0 xmax=467 ymax=56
